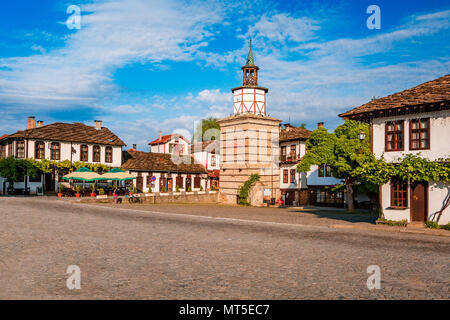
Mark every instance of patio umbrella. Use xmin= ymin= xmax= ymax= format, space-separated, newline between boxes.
xmin=98 ymin=168 xmax=136 ymax=181
xmin=62 ymin=167 xmax=102 ymax=181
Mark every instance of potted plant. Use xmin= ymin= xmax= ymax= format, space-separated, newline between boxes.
xmin=75 ymin=185 xmax=81 ymax=198
xmin=96 ymin=188 xmax=107 ymax=199
xmin=148 ymin=186 xmax=152 ymax=193
xmin=199 ymin=185 xmax=203 ymax=191
xmin=161 ymin=186 xmax=166 ymax=193
xmin=187 ymin=186 xmax=192 ymax=192
xmin=57 ymin=184 xmax=63 ymax=198
xmin=90 ymin=183 xmax=96 ymax=197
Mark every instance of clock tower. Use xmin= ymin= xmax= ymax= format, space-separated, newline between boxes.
xmin=232 ymin=40 xmax=268 ymax=115
xmin=218 ymin=41 xmax=281 ymax=205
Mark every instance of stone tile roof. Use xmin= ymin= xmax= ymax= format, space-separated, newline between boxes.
xmin=339 ymin=74 xmax=450 ymax=118
xmin=148 ymin=134 xmax=190 ymax=145
xmin=191 ymin=140 xmax=219 ymax=153
xmin=7 ymin=122 xmax=126 ymax=146
xmin=280 ymin=126 xmax=311 ymax=142
xmin=122 ymin=150 xmax=207 ymax=173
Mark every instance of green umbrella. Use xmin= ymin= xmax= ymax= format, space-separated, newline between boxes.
xmin=99 ymin=168 xmax=136 ymax=181
xmin=62 ymin=167 xmax=102 ymax=181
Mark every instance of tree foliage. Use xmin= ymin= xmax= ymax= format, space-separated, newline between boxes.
xmin=238 ymin=173 xmax=260 ymax=206
xmin=193 ymin=117 xmax=220 ymax=142
xmin=0 ymin=157 xmax=112 ymax=183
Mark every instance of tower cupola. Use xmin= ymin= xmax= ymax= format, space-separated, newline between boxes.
xmin=231 ymin=40 xmax=268 ymax=115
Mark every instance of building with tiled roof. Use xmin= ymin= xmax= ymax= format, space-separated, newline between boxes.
xmin=122 ymin=149 xmax=207 ymax=192
xmin=148 ymin=132 xmax=190 ymax=155
xmin=0 ymin=117 xmax=125 ymax=195
xmin=340 ymin=74 xmax=450 ymax=225
xmin=339 ymin=74 xmax=450 ymax=121
xmin=191 ymin=140 xmax=220 ymax=189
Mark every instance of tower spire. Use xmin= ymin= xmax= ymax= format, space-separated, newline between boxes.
xmin=246 ymin=39 xmax=255 ymax=66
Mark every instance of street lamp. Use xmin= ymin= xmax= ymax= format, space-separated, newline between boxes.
xmin=358 ymin=131 xmax=366 ymax=141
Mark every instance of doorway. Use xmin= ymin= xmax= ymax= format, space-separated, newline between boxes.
xmin=410 ymin=181 xmax=427 ymax=222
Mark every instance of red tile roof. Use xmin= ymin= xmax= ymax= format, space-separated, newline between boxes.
xmin=7 ymin=122 xmax=125 ymax=146
xmin=340 ymin=74 xmax=450 ymax=119
xmin=0 ymin=134 xmax=8 ymax=141
xmin=148 ymin=134 xmax=190 ymax=145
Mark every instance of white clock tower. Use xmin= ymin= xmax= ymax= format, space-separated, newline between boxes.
xmin=232 ymin=40 xmax=268 ymax=115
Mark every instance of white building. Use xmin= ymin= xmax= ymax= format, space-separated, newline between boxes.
xmin=340 ymin=74 xmax=450 ymax=224
xmin=122 ymin=149 xmax=208 ymax=193
xmin=191 ymin=140 xmax=220 ymax=189
xmin=279 ymin=123 xmax=344 ymax=206
xmin=0 ymin=117 xmax=125 ymax=194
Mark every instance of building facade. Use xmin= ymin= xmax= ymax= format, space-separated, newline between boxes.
xmin=149 ymin=132 xmax=190 ymax=155
xmin=0 ymin=117 xmax=125 ymax=194
xmin=218 ymin=43 xmax=281 ymax=204
xmin=340 ymin=74 xmax=450 ymax=224
xmin=122 ymin=149 xmax=208 ymax=193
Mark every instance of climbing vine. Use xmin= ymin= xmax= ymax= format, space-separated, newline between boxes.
xmin=238 ymin=173 xmax=260 ymax=206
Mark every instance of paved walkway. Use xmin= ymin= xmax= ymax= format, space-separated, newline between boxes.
xmin=1 ymin=197 xmax=449 ymax=299
xmin=90 ymin=202 xmax=449 ymax=237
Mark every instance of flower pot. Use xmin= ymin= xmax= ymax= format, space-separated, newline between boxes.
xmin=75 ymin=193 xmax=80 ymax=198
xmin=57 ymin=193 xmax=63 ymax=198
xmin=90 ymin=193 xmax=96 ymax=197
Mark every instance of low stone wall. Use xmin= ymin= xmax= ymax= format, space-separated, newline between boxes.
xmin=80 ymin=191 xmax=219 ymax=204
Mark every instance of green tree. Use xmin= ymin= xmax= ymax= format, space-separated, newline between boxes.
xmin=193 ymin=117 xmax=220 ymax=142
xmin=297 ymin=120 xmax=371 ymax=212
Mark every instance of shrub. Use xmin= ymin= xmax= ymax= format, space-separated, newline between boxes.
xmin=376 ymin=218 xmax=408 ymax=227
xmin=161 ymin=186 xmax=166 ymax=193
xmin=176 ymin=185 xmax=180 ymax=192
xmin=98 ymin=188 xmax=105 ymax=195
xmin=148 ymin=187 xmax=152 ymax=193
xmin=426 ymin=221 xmax=450 ymax=230
xmin=187 ymin=186 xmax=191 ymax=192
xmin=238 ymin=174 xmax=260 ymax=206
xmin=75 ymin=185 xmax=81 ymax=193
xmin=200 ymin=185 xmax=203 ymax=191
xmin=91 ymin=183 xmax=96 ymax=193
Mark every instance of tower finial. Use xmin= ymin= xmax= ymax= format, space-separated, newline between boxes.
xmin=246 ymin=39 xmax=255 ymax=66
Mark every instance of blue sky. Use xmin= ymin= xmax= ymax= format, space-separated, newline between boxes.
xmin=0 ymin=0 xmax=449 ymax=149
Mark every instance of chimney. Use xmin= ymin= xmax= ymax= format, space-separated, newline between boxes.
xmin=285 ymin=123 xmax=293 ymax=132
xmin=37 ymin=120 xmax=44 ymax=128
xmin=317 ymin=122 xmax=324 ymax=128
xmin=132 ymin=144 xmax=137 ymax=150
xmin=27 ymin=116 xmax=36 ymax=130
xmin=158 ymin=131 xmax=162 ymax=141
xmin=94 ymin=120 xmax=102 ymax=130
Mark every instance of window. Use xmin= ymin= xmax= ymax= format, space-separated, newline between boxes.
xmin=93 ymin=145 xmax=100 ymax=162
xmin=391 ymin=181 xmax=408 ymax=208
xmin=80 ymin=145 xmax=88 ymax=161
xmin=290 ymin=169 xmax=296 ymax=183
xmin=385 ymin=121 xmax=404 ymax=151
xmin=8 ymin=143 xmax=13 ymax=157
xmin=105 ymin=146 xmax=113 ymax=163
xmin=410 ymin=118 xmax=429 ymax=150
xmin=318 ymin=164 xmax=331 ymax=177
xmin=35 ymin=141 xmax=45 ymax=159
xmin=289 ymin=145 xmax=296 ymax=158
xmin=50 ymin=142 xmax=60 ymax=160
xmin=0 ymin=144 xmax=6 ymax=158
xmin=194 ymin=175 xmax=201 ymax=188
xmin=283 ymin=169 xmax=288 ymax=183
xmin=281 ymin=146 xmax=286 ymax=161
xmin=29 ymin=170 xmax=42 ymax=182
xmin=211 ymin=155 xmax=216 ymax=167
xmin=16 ymin=140 xmax=25 ymax=158
xmin=176 ymin=175 xmax=184 ymax=189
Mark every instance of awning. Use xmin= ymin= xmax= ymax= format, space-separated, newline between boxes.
xmin=62 ymin=167 xmax=102 ymax=181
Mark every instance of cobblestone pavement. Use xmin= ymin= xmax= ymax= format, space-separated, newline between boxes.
xmin=0 ymin=197 xmax=449 ymax=299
